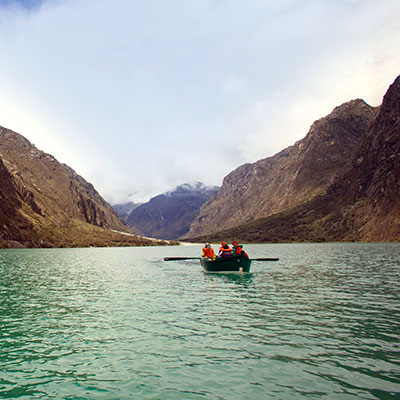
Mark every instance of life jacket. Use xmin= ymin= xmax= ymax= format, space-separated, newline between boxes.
xmin=233 ymin=245 xmax=243 ymax=255
xmin=233 ymin=244 xmax=249 ymax=258
xmin=219 ymin=244 xmax=233 ymax=257
xmin=202 ymin=246 xmax=215 ymax=258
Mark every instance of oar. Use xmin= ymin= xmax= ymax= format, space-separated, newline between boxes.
xmin=163 ymin=256 xmax=279 ymax=261
xmin=163 ymin=257 xmax=201 ymax=261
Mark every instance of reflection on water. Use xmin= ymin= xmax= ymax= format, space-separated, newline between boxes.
xmin=0 ymin=244 xmax=399 ymax=399
xmin=204 ymin=271 xmax=254 ymax=286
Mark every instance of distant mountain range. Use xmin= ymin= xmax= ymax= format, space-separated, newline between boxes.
xmin=0 ymin=127 xmax=169 ymax=248
xmin=124 ymin=183 xmax=218 ymax=239
xmin=112 ymin=202 xmax=142 ymax=220
xmin=185 ymin=74 xmax=400 ymax=243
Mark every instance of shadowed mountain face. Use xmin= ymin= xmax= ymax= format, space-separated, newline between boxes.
xmin=126 ymin=183 xmax=218 ymax=240
xmin=0 ymin=126 xmax=167 ymax=248
xmin=0 ymin=157 xmax=30 ymax=246
xmin=325 ymin=74 xmax=400 ymax=241
xmin=186 ymin=75 xmax=400 ymax=243
xmin=188 ymin=99 xmax=378 ymax=238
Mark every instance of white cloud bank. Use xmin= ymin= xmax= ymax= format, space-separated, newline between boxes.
xmin=0 ymin=0 xmax=399 ymax=203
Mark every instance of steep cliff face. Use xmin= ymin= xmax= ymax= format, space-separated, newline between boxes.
xmin=187 ymin=75 xmax=400 ymax=243
xmin=127 ymin=183 xmax=218 ymax=239
xmin=326 ymin=74 xmax=400 ymax=241
xmin=188 ymin=99 xmax=378 ymax=237
xmin=0 ymin=126 xmax=166 ymax=248
xmin=0 ymin=157 xmax=32 ymax=247
xmin=0 ymin=127 xmax=127 ymax=230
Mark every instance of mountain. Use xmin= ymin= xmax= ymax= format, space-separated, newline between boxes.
xmin=325 ymin=74 xmax=400 ymax=241
xmin=0 ymin=126 xmax=168 ymax=248
xmin=186 ymin=74 xmax=400 ymax=243
xmin=112 ymin=202 xmax=142 ymax=220
xmin=187 ymin=99 xmax=378 ymax=238
xmin=126 ymin=183 xmax=219 ymax=239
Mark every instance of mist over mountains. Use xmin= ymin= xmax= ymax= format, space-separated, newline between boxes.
xmin=1 ymin=74 xmax=399 ymax=246
xmin=123 ymin=183 xmax=218 ymax=240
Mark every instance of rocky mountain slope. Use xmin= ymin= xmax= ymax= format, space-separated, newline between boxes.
xmin=112 ymin=202 xmax=142 ymax=220
xmin=188 ymin=99 xmax=378 ymax=237
xmin=0 ymin=126 xmax=167 ymax=248
xmin=126 ymin=183 xmax=218 ymax=239
xmin=187 ymin=74 xmax=400 ymax=243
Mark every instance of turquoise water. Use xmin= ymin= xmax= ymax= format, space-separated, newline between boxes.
xmin=0 ymin=243 xmax=399 ymax=399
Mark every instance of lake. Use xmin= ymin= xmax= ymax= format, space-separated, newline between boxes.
xmin=0 ymin=243 xmax=399 ymax=399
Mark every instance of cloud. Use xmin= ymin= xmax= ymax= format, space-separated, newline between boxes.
xmin=222 ymin=76 xmax=247 ymax=94
xmin=0 ymin=0 xmax=399 ymax=203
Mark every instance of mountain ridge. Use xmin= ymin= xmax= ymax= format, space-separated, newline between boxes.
xmin=185 ymin=75 xmax=400 ymax=243
xmin=0 ymin=125 xmax=169 ymax=248
xmin=187 ymin=98 xmax=378 ymax=237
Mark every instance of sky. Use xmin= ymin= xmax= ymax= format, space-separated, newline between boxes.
xmin=0 ymin=0 xmax=399 ymax=204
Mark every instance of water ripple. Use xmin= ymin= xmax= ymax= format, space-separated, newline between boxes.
xmin=0 ymin=244 xmax=399 ymax=399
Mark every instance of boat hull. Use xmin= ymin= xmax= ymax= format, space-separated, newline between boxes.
xmin=201 ymin=255 xmax=251 ymax=272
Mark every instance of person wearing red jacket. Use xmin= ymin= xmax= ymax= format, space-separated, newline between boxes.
xmin=232 ymin=241 xmax=249 ymax=258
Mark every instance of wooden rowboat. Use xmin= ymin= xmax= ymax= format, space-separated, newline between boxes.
xmin=162 ymin=256 xmax=278 ymax=273
xmin=200 ymin=254 xmax=251 ymax=273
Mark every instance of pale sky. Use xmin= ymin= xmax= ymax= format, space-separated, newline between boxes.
xmin=0 ymin=0 xmax=399 ymax=203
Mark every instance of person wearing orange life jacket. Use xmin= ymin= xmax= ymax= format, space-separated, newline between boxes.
xmin=218 ymin=241 xmax=233 ymax=258
xmin=202 ymin=242 xmax=216 ymax=259
xmin=232 ymin=241 xmax=249 ymax=258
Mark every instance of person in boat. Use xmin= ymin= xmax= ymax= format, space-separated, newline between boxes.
xmin=232 ymin=241 xmax=249 ymax=258
xmin=218 ymin=241 xmax=233 ymax=258
xmin=202 ymin=242 xmax=216 ymax=259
